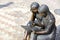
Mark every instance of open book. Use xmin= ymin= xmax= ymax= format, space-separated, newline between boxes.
xmin=21 ymin=25 xmax=42 ymax=32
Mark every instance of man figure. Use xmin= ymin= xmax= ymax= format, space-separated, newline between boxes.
xmin=31 ymin=5 xmax=56 ymax=40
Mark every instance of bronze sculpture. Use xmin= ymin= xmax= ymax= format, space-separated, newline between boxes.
xmin=21 ymin=2 xmax=56 ymax=40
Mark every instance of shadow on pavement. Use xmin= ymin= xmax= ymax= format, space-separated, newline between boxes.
xmin=0 ymin=2 xmax=14 ymax=8
xmin=54 ymin=9 xmax=60 ymax=15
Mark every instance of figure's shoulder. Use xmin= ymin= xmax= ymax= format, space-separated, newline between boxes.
xmin=49 ymin=13 xmax=55 ymax=18
xmin=48 ymin=13 xmax=55 ymax=21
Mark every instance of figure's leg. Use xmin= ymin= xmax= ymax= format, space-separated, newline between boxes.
xmin=23 ymin=30 xmax=32 ymax=40
xmin=23 ymin=31 xmax=28 ymax=40
xmin=27 ymin=35 xmax=31 ymax=40
xmin=33 ymin=34 xmax=37 ymax=40
xmin=50 ymin=28 xmax=56 ymax=40
xmin=52 ymin=34 xmax=56 ymax=40
xmin=51 ymin=38 xmax=55 ymax=40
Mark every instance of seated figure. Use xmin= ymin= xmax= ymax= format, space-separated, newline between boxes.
xmin=30 ymin=4 xmax=56 ymax=40
xmin=23 ymin=2 xmax=40 ymax=40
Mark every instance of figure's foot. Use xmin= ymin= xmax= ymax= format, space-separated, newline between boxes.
xmin=23 ymin=38 xmax=27 ymax=40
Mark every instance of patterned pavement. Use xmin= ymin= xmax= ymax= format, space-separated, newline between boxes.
xmin=0 ymin=0 xmax=60 ymax=40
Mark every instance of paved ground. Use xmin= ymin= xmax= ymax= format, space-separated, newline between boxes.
xmin=0 ymin=0 xmax=60 ymax=40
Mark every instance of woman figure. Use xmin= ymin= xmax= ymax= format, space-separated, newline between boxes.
xmin=23 ymin=2 xmax=40 ymax=40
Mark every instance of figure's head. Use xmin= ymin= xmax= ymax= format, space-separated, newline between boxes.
xmin=38 ymin=5 xmax=49 ymax=17
xmin=30 ymin=2 xmax=40 ymax=13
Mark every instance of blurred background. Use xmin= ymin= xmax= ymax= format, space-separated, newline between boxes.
xmin=0 ymin=0 xmax=60 ymax=40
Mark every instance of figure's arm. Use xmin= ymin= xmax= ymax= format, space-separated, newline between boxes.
xmin=27 ymin=13 xmax=36 ymax=26
xmin=35 ymin=15 xmax=55 ymax=34
xmin=31 ymin=13 xmax=36 ymax=21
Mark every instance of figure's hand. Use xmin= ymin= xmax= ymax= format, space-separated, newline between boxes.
xmin=23 ymin=38 xmax=27 ymax=40
xmin=27 ymin=21 xmax=33 ymax=26
xmin=32 ymin=31 xmax=36 ymax=34
xmin=32 ymin=23 xmax=35 ymax=26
